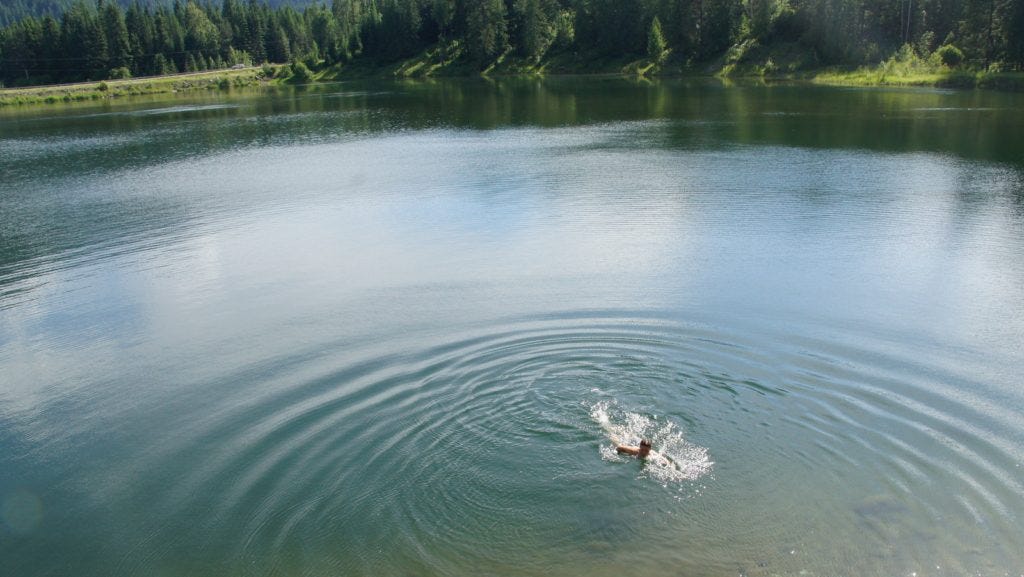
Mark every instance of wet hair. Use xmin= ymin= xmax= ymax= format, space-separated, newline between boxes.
xmin=640 ymin=439 xmax=652 ymax=448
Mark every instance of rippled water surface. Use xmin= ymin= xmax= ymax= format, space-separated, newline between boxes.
xmin=1 ymin=78 xmax=1023 ymax=577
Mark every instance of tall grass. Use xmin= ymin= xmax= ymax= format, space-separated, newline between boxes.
xmin=812 ymin=44 xmax=1024 ymax=91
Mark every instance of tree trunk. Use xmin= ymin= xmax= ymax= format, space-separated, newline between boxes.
xmin=698 ymin=0 xmax=703 ymax=50
xmin=984 ymin=0 xmax=995 ymax=69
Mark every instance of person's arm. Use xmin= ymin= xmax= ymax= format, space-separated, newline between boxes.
xmin=617 ymin=445 xmax=640 ymax=456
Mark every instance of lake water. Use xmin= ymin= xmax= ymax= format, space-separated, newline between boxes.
xmin=1 ymin=78 xmax=1023 ymax=577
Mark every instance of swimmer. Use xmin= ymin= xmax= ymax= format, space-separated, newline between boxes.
xmin=616 ymin=438 xmax=653 ymax=459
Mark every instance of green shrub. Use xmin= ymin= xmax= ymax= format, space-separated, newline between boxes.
xmin=894 ymin=43 xmax=917 ymax=63
xmin=97 ymin=82 xmax=109 ymax=92
xmin=290 ymin=61 xmax=313 ymax=83
xmin=935 ymin=44 xmax=964 ymax=67
xmin=916 ymin=31 xmax=936 ymax=57
xmin=108 ymin=67 xmax=131 ymax=80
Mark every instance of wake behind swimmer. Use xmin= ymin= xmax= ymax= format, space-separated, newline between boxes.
xmin=591 ymin=401 xmax=713 ymax=483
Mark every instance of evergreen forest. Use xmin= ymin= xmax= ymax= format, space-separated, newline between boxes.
xmin=1 ymin=0 xmax=1023 ymax=87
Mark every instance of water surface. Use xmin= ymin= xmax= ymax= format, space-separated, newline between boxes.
xmin=1 ymin=78 xmax=1023 ymax=577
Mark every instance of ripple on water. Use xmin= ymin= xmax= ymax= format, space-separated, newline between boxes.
xmin=129 ymin=104 xmax=242 ymax=116
xmin=90 ymin=312 xmax=1024 ymax=576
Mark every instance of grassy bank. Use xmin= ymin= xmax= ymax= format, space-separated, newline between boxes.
xmin=707 ymin=39 xmax=1024 ymax=91
xmin=0 ymin=66 xmax=285 ymax=106
xmin=809 ymin=67 xmax=1024 ymax=91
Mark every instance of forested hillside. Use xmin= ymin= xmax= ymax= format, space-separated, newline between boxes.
xmin=2 ymin=0 xmax=1022 ymax=87
xmin=0 ymin=0 xmax=316 ymax=27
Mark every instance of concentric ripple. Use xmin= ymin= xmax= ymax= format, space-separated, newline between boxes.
xmin=81 ymin=312 xmax=1023 ymax=577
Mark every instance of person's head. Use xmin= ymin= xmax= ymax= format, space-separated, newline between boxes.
xmin=638 ymin=439 xmax=652 ymax=457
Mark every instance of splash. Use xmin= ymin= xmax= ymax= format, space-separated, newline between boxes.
xmin=591 ymin=401 xmax=713 ymax=484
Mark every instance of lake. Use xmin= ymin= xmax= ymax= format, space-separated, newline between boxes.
xmin=1 ymin=78 xmax=1022 ymax=577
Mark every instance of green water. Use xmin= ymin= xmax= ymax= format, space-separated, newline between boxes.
xmin=1 ymin=78 xmax=1023 ymax=577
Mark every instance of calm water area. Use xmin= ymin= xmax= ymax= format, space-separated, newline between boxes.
xmin=1 ymin=78 xmax=1023 ymax=577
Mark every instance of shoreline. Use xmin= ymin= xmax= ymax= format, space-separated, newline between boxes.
xmin=0 ymin=66 xmax=281 ymax=107
xmin=3 ymin=64 xmax=1022 ymax=108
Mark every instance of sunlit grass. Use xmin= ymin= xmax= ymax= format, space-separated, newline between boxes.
xmin=809 ymin=45 xmax=1024 ymax=91
xmin=0 ymin=67 xmax=281 ymax=107
xmin=813 ymin=67 xmax=1024 ymax=91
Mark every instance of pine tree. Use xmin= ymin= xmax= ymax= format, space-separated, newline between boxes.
xmin=747 ymin=0 xmax=772 ymax=41
xmin=648 ymin=15 xmax=667 ymax=62
xmin=1003 ymin=0 xmax=1024 ymax=68
xmin=269 ymin=24 xmax=291 ymax=63
xmin=125 ymin=2 xmax=154 ymax=76
xmin=103 ymin=2 xmax=132 ymax=71
xmin=466 ymin=0 xmax=508 ymax=64
xmin=309 ymin=6 xmax=339 ymax=63
xmin=184 ymin=1 xmax=220 ymax=59
xmin=514 ymin=0 xmax=556 ymax=62
xmin=153 ymin=52 xmax=176 ymax=75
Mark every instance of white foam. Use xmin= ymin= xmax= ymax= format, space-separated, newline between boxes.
xmin=591 ymin=401 xmax=713 ymax=484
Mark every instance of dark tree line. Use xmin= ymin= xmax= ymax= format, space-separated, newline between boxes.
xmin=2 ymin=0 xmax=1023 ymax=87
